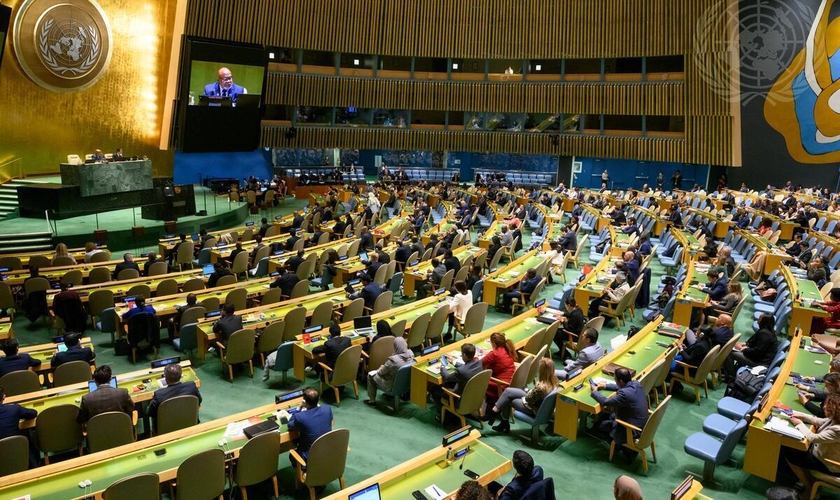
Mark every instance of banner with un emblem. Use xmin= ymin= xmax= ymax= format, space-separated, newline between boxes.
xmin=12 ymin=0 xmax=113 ymax=92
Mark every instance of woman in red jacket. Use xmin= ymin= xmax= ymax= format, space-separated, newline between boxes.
xmin=482 ymin=332 xmax=516 ymax=408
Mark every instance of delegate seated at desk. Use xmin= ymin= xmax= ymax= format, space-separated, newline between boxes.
xmin=288 ymin=387 xmax=333 ymax=463
xmin=204 ymin=67 xmax=247 ymax=102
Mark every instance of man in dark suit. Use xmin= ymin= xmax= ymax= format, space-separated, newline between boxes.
xmin=168 ymin=293 xmax=198 ymax=337
xmin=285 ymin=249 xmax=306 ymax=273
xmin=410 ymin=236 xmax=425 ymax=259
xmin=203 ymin=67 xmax=247 ymax=102
xmin=146 ymin=363 xmax=202 ymax=420
xmin=434 ymin=343 xmax=483 ymax=413
xmin=395 ymin=242 xmax=413 ymax=269
xmin=291 ymin=211 xmax=304 ymax=230
xmin=50 ymin=333 xmax=95 ymax=369
xmin=699 ymin=270 xmax=728 ymax=301
xmin=259 ymin=217 xmax=271 ymax=237
xmin=228 ymin=241 xmax=247 ymax=266
xmin=349 ymin=274 xmax=382 ymax=311
xmin=270 ymin=267 xmax=300 ymax=297
xmin=143 ymin=251 xmax=159 ymax=276
xmin=623 ymin=251 xmax=640 ymax=286
xmin=212 ymin=303 xmax=243 ymax=346
xmin=443 ymin=249 xmax=461 ymax=275
xmin=494 ymin=450 xmax=545 ymax=500
xmin=288 ymin=387 xmax=333 ymax=463
xmin=77 ymin=365 xmax=134 ymax=424
xmin=364 ymin=252 xmax=382 ymax=277
xmin=590 ymin=367 xmax=649 ymax=460
xmin=114 ymin=253 xmax=140 ymax=276
xmin=375 ymin=244 xmax=391 ymax=264
xmin=0 ymin=387 xmax=39 ymax=467
xmin=359 ymin=226 xmax=375 ymax=251
xmin=249 ymin=235 xmax=266 ymax=267
xmin=559 ymin=226 xmax=577 ymax=253
xmin=312 ymin=324 xmax=351 ymax=373
xmin=500 ymin=268 xmax=540 ymax=313
xmin=207 ymin=262 xmax=233 ymax=288
xmin=0 ymin=339 xmax=41 ymax=377
xmin=709 ymin=314 xmax=735 ymax=348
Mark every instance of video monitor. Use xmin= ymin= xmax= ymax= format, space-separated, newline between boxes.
xmin=177 ymin=37 xmax=268 ymax=152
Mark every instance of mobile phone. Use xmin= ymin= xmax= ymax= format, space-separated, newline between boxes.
xmin=142 ymin=378 xmax=152 ymax=384
xmin=463 ymin=469 xmax=480 ymax=480
xmin=589 ymin=378 xmax=596 ymax=386
xmin=412 ymin=491 xmax=428 ymax=500
xmin=154 ymin=449 xmax=166 ymax=456
xmin=440 ymin=356 xmax=449 ymax=367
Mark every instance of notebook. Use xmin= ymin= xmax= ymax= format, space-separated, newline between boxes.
xmin=601 ymin=363 xmax=636 ymax=378
xmin=353 ymin=316 xmax=374 ymax=336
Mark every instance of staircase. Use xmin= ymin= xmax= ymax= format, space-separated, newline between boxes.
xmin=0 ymin=231 xmax=54 ymax=253
xmin=0 ymin=178 xmax=54 ymax=219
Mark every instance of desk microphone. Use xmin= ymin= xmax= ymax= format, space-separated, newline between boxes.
xmin=459 ymin=446 xmax=471 ymax=470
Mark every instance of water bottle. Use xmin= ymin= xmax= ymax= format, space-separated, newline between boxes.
xmin=445 ymin=446 xmax=454 ymax=464
xmin=188 ymin=90 xmax=195 ymax=106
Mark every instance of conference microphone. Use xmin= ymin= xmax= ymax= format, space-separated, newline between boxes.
xmin=459 ymin=445 xmax=471 ymax=470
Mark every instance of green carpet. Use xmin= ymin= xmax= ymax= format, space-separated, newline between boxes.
xmin=7 ymin=198 xmax=816 ymax=500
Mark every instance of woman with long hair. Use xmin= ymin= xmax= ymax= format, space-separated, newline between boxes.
xmin=484 ymin=358 xmax=560 ymax=433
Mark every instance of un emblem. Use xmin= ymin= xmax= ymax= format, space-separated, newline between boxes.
xmin=13 ymin=0 xmax=112 ymax=92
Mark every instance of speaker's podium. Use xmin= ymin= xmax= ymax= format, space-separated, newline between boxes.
xmin=141 ymin=182 xmax=196 ymax=221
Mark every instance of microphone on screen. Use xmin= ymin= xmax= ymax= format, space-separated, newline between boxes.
xmin=459 ymin=446 xmax=471 ymax=470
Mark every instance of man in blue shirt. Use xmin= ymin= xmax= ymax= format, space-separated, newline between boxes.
xmin=349 ymin=274 xmax=382 ymax=310
xmin=288 ymin=387 xmax=333 ymax=463
xmin=590 ymin=367 xmax=649 ymax=462
xmin=0 ymin=339 xmax=41 ymax=377
xmin=500 ymin=268 xmax=540 ymax=313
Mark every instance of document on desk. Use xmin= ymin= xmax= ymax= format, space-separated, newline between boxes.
xmin=425 ymin=485 xmax=447 ymax=500
xmin=766 ymin=416 xmax=805 ymax=440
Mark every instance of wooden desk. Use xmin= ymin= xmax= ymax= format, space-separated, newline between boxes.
xmin=0 ymin=401 xmax=299 ymax=500
xmin=673 ymin=262 xmax=710 ymax=327
xmin=409 ymin=308 xmax=543 ymax=409
xmin=195 ymin=286 xmax=359 ymax=359
xmin=210 ymin=233 xmax=292 ymax=263
xmin=573 ymin=255 xmax=615 ymax=316
xmin=292 ymin=296 xmax=444 ymax=382
xmin=8 ymin=361 xmax=199 ymax=429
xmin=0 ymin=337 xmax=95 ymax=374
xmin=553 ymin=317 xmax=682 ymax=440
xmin=1 ymin=246 xmax=96 ymax=267
xmin=46 ymin=269 xmax=204 ymax=305
xmin=267 ymin=237 xmax=353 ymax=273
xmin=4 ymin=257 xmax=150 ymax=286
xmin=785 ymin=267 xmax=828 ymax=336
xmin=403 ymin=245 xmax=486 ymax=298
xmin=744 ymin=331 xmax=811 ymax=481
xmin=477 ymin=221 xmax=505 ymax=250
xmin=322 ymin=430 xmax=511 ymax=500
xmin=482 ymin=250 xmax=542 ymax=307
xmin=0 ymin=317 xmax=13 ymax=340
xmin=112 ymin=277 xmax=274 ymax=324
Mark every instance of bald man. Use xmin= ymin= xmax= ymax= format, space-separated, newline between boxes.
xmin=709 ymin=314 xmax=734 ymax=348
xmin=204 ymin=67 xmax=247 ymax=101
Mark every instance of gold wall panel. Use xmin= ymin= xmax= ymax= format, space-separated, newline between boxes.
xmin=185 ymin=0 xmax=691 ymax=59
xmin=266 ymin=73 xmax=685 ymax=116
xmin=184 ymin=0 xmax=738 ymax=166
xmin=0 ymin=0 xmax=180 ymax=177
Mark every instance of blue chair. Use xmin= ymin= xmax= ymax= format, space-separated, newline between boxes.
xmin=717 ymin=382 xmax=772 ymax=419
xmin=193 ymin=247 xmax=212 ymax=267
xmin=384 ymin=361 xmax=415 ymax=412
xmin=269 ymin=342 xmax=296 ymax=385
xmin=96 ymin=307 xmax=119 ymax=345
xmin=252 ymin=257 xmax=270 ymax=279
xmin=684 ymin=419 xmax=748 ymax=482
xmin=388 ymin=272 xmax=404 ymax=296
xmin=512 ymin=389 xmax=558 ymax=443
xmin=703 ymin=398 xmax=760 ymax=438
xmin=173 ymin=322 xmax=198 ymax=360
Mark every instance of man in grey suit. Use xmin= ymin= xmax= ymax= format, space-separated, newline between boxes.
xmin=555 ymin=328 xmax=604 ymax=380
xmin=146 ymin=363 xmax=202 ymax=421
xmin=76 ymin=365 xmax=134 ymax=424
xmin=433 ymin=343 xmax=484 ymax=420
xmin=590 ymin=367 xmax=649 ymax=462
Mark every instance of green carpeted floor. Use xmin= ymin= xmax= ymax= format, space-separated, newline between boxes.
xmin=7 ymin=197 xmax=816 ymax=500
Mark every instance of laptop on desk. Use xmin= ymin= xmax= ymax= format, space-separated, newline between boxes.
xmin=353 ymin=316 xmax=374 ymax=336
xmin=202 ymin=264 xmax=215 ymax=276
xmin=348 ymin=484 xmax=381 ymax=500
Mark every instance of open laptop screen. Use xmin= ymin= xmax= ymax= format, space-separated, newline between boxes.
xmin=88 ymin=376 xmax=117 ymax=393
xmin=353 ymin=316 xmax=372 ymax=330
xmin=348 ymin=483 xmax=381 ymax=500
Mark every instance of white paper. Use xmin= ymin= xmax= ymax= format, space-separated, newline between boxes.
xmin=425 ymin=485 xmax=447 ymax=500
xmin=767 ymin=417 xmax=805 ymax=440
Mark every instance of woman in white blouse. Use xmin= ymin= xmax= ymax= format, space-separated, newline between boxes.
xmin=445 ymin=281 xmax=473 ymax=339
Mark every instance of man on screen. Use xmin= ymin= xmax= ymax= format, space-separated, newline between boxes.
xmin=204 ymin=67 xmax=247 ymax=101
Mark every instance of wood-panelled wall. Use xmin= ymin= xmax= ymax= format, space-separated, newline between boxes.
xmin=186 ymin=0 xmax=739 ymax=166
xmin=265 ymin=74 xmax=684 ymax=116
